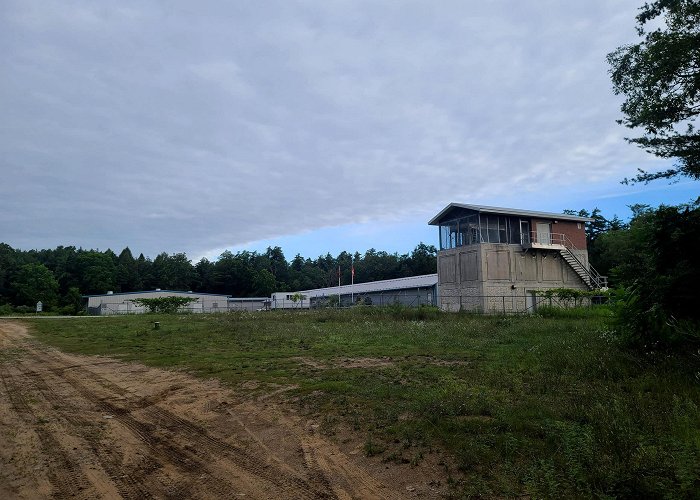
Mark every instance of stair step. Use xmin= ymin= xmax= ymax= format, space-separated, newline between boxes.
xmin=560 ymin=249 xmax=597 ymax=290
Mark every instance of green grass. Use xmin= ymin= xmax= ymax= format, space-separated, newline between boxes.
xmin=24 ymin=308 xmax=700 ymax=498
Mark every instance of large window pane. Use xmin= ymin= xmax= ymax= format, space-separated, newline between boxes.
xmin=487 ymin=216 xmax=499 ymax=242
xmin=499 ymin=216 xmax=508 ymax=243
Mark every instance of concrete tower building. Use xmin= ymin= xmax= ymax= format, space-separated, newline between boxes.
xmin=429 ymin=204 xmax=606 ymax=312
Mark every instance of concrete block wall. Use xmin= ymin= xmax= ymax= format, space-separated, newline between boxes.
xmin=437 ymin=243 xmax=589 ymax=313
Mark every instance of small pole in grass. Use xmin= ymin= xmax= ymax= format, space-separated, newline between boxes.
xmin=154 ymin=321 xmax=160 ymax=330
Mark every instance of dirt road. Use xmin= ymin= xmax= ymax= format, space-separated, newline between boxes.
xmin=0 ymin=322 xmax=443 ymax=499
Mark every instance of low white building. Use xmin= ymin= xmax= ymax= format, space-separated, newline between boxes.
xmin=270 ymin=274 xmax=438 ymax=309
xmin=227 ymin=297 xmax=268 ymax=311
xmin=85 ymin=290 xmax=231 ymax=315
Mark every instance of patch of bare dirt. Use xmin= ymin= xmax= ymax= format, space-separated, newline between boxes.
xmin=292 ymin=356 xmax=395 ymax=370
xmin=407 ymin=355 xmax=470 ymax=367
xmin=0 ymin=322 xmax=448 ymax=499
xmin=293 ymin=355 xmax=468 ymax=370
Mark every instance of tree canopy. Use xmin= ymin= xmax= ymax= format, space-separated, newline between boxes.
xmin=130 ymin=296 xmax=198 ymax=314
xmin=572 ymin=202 xmax=700 ymax=349
xmin=11 ymin=263 xmax=59 ymax=308
xmin=0 ymin=243 xmax=437 ymax=312
xmin=607 ymin=0 xmax=700 ymax=182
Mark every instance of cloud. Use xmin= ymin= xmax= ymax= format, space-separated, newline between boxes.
xmin=0 ymin=0 xmax=665 ymax=257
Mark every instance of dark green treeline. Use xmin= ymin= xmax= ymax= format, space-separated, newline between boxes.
xmin=0 ymin=243 xmax=438 ymax=312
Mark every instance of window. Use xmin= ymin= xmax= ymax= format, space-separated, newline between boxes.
xmin=439 ymin=214 xmax=523 ymax=247
xmin=498 ymin=216 xmax=508 ymax=243
xmin=484 ymin=215 xmax=508 ymax=243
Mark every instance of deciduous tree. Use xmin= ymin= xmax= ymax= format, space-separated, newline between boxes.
xmin=11 ymin=263 xmax=59 ymax=308
xmin=607 ymin=0 xmax=700 ymax=182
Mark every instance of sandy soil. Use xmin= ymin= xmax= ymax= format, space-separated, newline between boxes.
xmin=0 ymin=322 xmax=447 ymax=499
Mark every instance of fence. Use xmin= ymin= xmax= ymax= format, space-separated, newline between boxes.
xmin=450 ymin=294 xmax=609 ymax=314
xmin=88 ymin=293 xmax=609 ymax=315
xmin=271 ymin=291 xmax=436 ymax=310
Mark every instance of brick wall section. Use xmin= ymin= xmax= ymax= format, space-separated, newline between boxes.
xmin=555 ymin=220 xmax=587 ymax=249
xmin=530 ymin=218 xmax=587 ymax=250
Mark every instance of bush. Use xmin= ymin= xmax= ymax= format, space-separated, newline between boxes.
xmin=537 ymin=305 xmax=613 ymax=319
xmin=352 ymin=304 xmax=442 ymax=321
xmin=615 ymin=286 xmax=700 ymax=349
xmin=611 ymin=204 xmax=700 ymax=350
xmin=13 ymin=305 xmax=35 ymax=314
xmin=130 ymin=296 xmax=199 ymax=314
xmin=0 ymin=304 xmax=13 ymax=315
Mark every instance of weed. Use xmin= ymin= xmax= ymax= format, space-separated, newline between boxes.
xmin=319 ymin=414 xmax=337 ymax=436
xmin=410 ymin=450 xmax=424 ymax=466
xmin=363 ymin=435 xmax=385 ymax=457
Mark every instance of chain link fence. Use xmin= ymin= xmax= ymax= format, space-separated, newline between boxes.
xmin=88 ymin=293 xmax=609 ymax=315
xmin=270 ymin=291 xmax=436 ymax=310
xmin=451 ymin=294 xmax=609 ymax=314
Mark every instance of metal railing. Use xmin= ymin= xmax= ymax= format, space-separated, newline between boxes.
xmin=523 ymin=232 xmax=608 ymax=289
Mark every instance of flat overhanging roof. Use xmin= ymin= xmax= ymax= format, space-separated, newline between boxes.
xmin=82 ymin=289 xmax=231 ymax=298
xmin=276 ymin=274 xmax=438 ymax=298
xmin=428 ymin=203 xmax=594 ymax=225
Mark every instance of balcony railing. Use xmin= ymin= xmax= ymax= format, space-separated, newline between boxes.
xmin=522 ymin=231 xmax=608 ymax=289
xmin=521 ymin=231 xmax=569 ymax=247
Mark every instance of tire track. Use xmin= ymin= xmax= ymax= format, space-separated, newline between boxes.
xmin=0 ymin=369 xmax=92 ymax=499
xmin=24 ymin=342 xmax=327 ymax=499
xmin=143 ymin=404 xmax=336 ymax=499
xmin=25 ymin=344 xmax=335 ymax=499
xmin=12 ymin=340 xmax=210 ymax=499
xmin=2 ymin=323 xmax=415 ymax=499
xmin=19 ymin=368 xmax=157 ymax=500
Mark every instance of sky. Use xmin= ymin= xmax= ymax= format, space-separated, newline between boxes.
xmin=2 ymin=0 xmax=698 ymax=262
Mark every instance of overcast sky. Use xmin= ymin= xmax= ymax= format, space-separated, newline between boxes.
xmin=2 ymin=1 xmax=697 ymax=261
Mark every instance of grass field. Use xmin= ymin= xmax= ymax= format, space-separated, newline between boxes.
xmin=25 ymin=307 xmax=700 ymax=498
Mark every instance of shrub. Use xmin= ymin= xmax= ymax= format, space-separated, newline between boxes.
xmin=130 ymin=296 xmax=199 ymax=314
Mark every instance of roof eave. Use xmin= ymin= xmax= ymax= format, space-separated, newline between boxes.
xmin=428 ymin=203 xmax=594 ymax=224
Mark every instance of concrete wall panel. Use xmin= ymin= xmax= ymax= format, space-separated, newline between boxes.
xmin=542 ymin=254 xmax=563 ymax=282
xmin=439 ymin=254 xmax=456 ymax=283
xmin=459 ymin=250 xmax=479 ymax=281
xmin=515 ymin=252 xmax=538 ymax=281
xmin=486 ymin=250 xmax=511 ymax=281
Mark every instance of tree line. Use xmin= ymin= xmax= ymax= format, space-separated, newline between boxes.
xmin=0 ymin=243 xmax=437 ymax=314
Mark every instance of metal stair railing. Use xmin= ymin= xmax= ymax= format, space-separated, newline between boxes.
xmin=527 ymin=231 xmax=608 ymax=289
xmin=558 ymin=234 xmax=608 ymax=289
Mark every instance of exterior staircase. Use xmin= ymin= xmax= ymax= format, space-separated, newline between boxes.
xmin=523 ymin=231 xmax=608 ymax=290
xmin=559 ymin=247 xmax=608 ymax=290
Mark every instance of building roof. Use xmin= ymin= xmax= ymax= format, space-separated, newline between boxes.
xmin=428 ymin=203 xmax=594 ymax=225
xmin=82 ymin=289 xmax=231 ymax=298
xmin=275 ymin=274 xmax=438 ymax=299
xmin=227 ymin=297 xmax=269 ymax=302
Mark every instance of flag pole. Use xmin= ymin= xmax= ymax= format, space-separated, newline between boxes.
xmin=351 ymin=255 xmax=354 ymax=305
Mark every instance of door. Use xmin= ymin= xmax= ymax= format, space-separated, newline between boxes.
xmin=520 ymin=220 xmax=531 ymax=244
xmin=526 ymin=291 xmax=537 ymax=313
xmin=536 ymin=223 xmax=551 ymax=245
